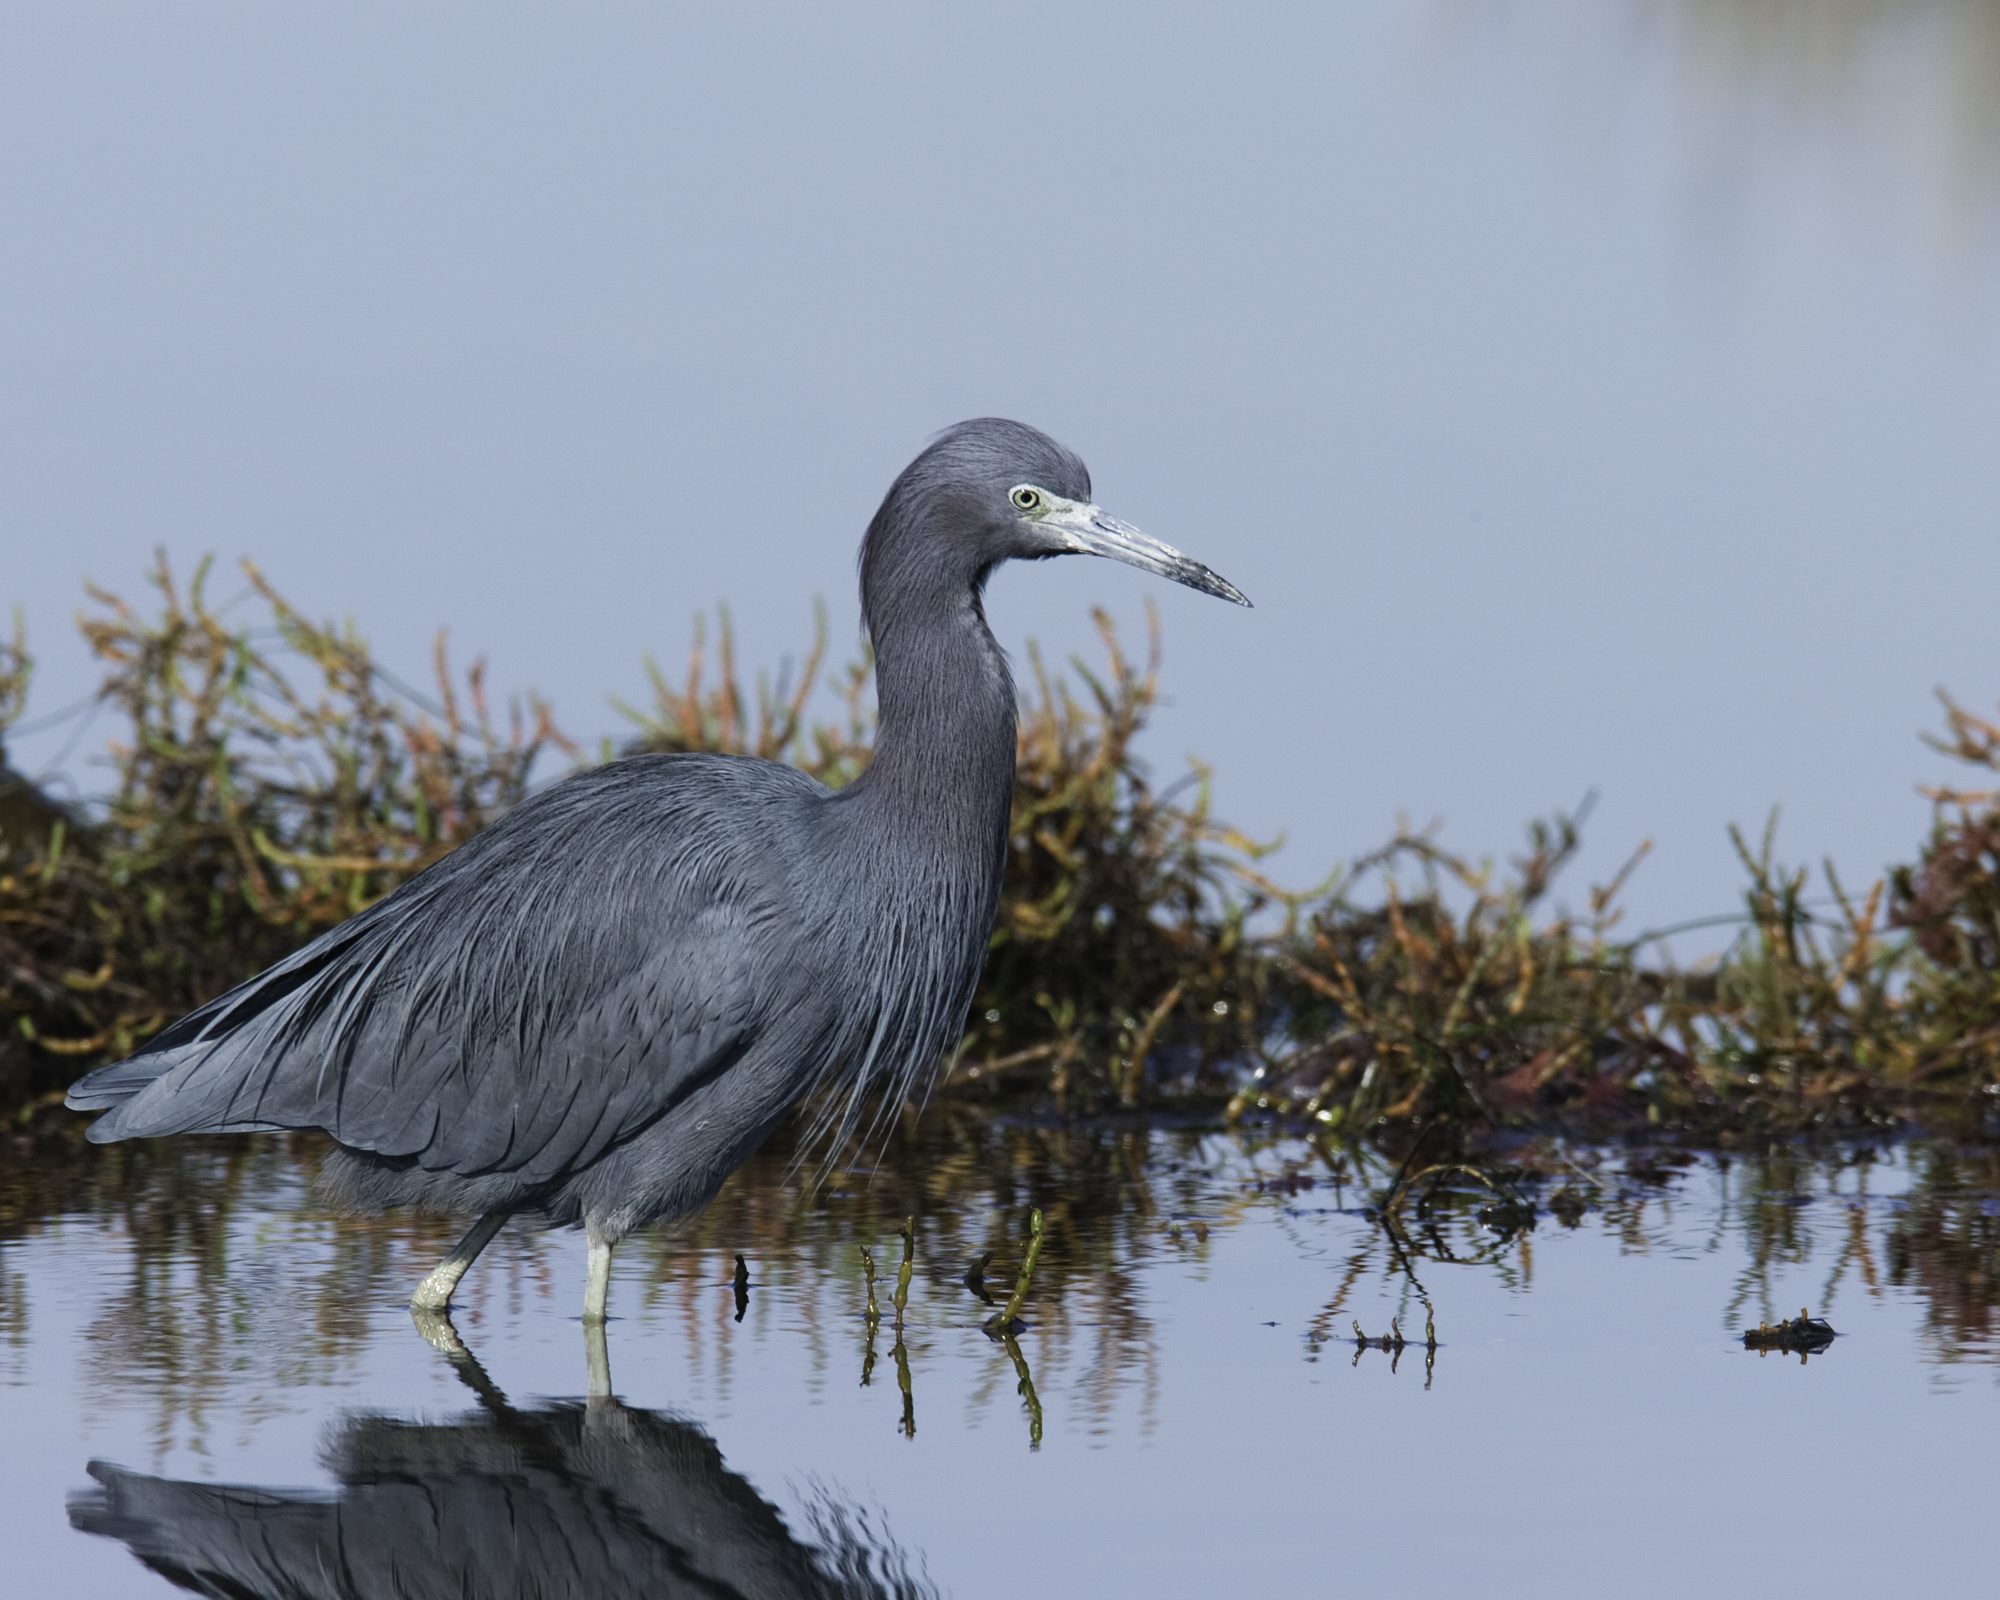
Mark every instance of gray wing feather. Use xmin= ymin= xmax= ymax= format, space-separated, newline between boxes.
xmin=71 ymin=757 xmax=823 ymax=1184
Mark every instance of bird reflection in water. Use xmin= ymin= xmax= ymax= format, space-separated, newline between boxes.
xmin=68 ymin=1319 xmax=937 ymax=1600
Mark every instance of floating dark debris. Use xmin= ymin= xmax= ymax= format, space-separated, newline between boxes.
xmin=1475 ymin=1200 xmax=1535 ymax=1234
xmin=1344 ymin=1304 xmax=1442 ymax=1384
xmin=1548 ymin=1186 xmax=1590 ymax=1227
xmin=1349 ymin=1304 xmax=1438 ymax=1355
xmin=1742 ymin=1308 xmax=1837 ymax=1353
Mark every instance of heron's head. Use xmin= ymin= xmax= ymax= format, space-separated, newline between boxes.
xmin=861 ymin=418 xmax=1251 ymax=638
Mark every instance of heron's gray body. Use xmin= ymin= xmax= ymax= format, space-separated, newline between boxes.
xmin=73 ymin=704 xmax=1008 ymax=1241
xmin=67 ymin=417 xmax=1246 ymax=1309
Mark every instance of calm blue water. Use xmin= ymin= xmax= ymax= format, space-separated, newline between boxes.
xmin=2 ymin=1123 xmax=1993 ymax=1597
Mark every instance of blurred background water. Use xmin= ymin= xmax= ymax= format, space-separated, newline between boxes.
xmin=4 ymin=0 xmax=1998 ymax=948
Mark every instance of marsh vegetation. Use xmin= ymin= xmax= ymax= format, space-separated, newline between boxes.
xmin=4 ymin=557 xmax=1998 ymax=1152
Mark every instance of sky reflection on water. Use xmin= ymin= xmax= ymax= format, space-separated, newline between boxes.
xmin=3 ymin=1121 xmax=1997 ymax=1597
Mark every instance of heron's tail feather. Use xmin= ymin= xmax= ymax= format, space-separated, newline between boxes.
xmin=62 ymin=903 xmax=391 ymax=1140
xmin=68 ymin=1042 xmax=219 ymax=1134
xmin=66 ymin=1051 xmax=186 ymax=1113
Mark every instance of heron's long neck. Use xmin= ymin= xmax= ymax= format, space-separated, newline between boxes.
xmin=855 ymin=585 xmax=1016 ymax=871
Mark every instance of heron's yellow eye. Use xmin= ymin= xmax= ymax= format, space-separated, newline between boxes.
xmin=1010 ymin=486 xmax=1042 ymax=512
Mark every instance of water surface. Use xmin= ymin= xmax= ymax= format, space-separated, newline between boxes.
xmin=3 ymin=1120 xmax=1995 ymax=1596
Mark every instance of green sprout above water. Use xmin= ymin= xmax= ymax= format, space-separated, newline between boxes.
xmin=984 ymin=1208 xmax=1045 ymax=1338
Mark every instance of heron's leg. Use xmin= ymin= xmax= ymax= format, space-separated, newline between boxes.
xmin=580 ymin=1216 xmax=616 ymax=1320
xmin=585 ymin=1315 xmax=614 ymax=1404
xmin=580 ymin=1240 xmax=608 ymax=1328
xmin=410 ymin=1209 xmax=512 ymax=1313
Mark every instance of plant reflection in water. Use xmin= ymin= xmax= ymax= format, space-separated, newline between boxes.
xmin=69 ymin=1317 xmax=937 ymax=1600
xmin=9 ymin=1116 xmax=2000 ymax=1473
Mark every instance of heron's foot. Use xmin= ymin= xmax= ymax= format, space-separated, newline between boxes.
xmin=410 ymin=1305 xmax=470 ymax=1357
xmin=410 ymin=1261 xmax=467 ymax=1316
xmin=410 ymin=1209 xmax=512 ymax=1317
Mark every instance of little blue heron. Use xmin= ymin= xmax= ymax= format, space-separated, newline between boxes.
xmin=67 ymin=418 xmax=1249 ymax=1324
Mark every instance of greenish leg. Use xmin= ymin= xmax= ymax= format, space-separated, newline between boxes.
xmin=410 ymin=1209 xmax=511 ymax=1313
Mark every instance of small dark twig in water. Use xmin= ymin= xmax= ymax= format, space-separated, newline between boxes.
xmin=1349 ymin=1301 xmax=1441 ymax=1379
xmin=1389 ymin=1161 xmax=1531 ymax=1223
xmin=963 ymin=1250 xmax=995 ymax=1305
xmin=1350 ymin=1317 xmax=1410 ymax=1354
xmin=732 ymin=1254 xmax=750 ymax=1323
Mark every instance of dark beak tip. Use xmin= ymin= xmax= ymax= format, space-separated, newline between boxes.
xmin=1182 ymin=567 xmax=1251 ymax=609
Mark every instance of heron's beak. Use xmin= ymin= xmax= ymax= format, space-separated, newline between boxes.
xmin=1041 ymin=498 xmax=1252 ymax=608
